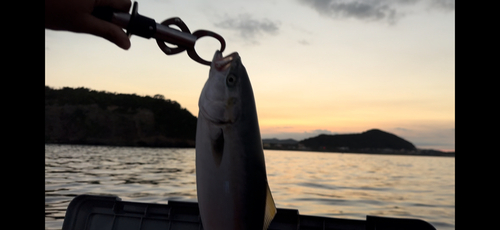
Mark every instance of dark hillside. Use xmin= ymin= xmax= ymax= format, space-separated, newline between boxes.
xmin=300 ymin=129 xmax=416 ymax=152
xmin=45 ymin=86 xmax=197 ymax=147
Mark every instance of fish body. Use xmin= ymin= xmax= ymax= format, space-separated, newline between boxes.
xmin=195 ymin=51 xmax=276 ymax=230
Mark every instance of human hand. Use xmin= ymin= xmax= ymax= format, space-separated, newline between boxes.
xmin=45 ymin=0 xmax=132 ymax=50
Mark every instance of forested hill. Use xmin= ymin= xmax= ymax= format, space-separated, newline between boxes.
xmin=300 ymin=129 xmax=417 ymax=153
xmin=45 ymin=86 xmax=197 ymax=147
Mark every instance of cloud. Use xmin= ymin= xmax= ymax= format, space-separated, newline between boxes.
xmin=430 ymin=0 xmax=455 ymax=11
xmin=308 ymin=129 xmax=338 ymax=135
xmin=214 ymin=14 xmax=280 ymax=42
xmin=299 ymin=0 xmax=400 ymax=24
xmin=298 ymin=39 xmax=310 ymax=45
xmin=298 ymin=0 xmax=455 ymax=24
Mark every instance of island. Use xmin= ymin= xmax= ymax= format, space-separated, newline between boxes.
xmin=263 ymin=129 xmax=454 ymax=157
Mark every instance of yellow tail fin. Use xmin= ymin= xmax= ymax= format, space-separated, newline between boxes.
xmin=263 ymin=183 xmax=277 ymax=230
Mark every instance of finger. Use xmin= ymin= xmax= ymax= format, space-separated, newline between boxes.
xmin=95 ymin=0 xmax=132 ymax=12
xmin=83 ymin=15 xmax=131 ymax=50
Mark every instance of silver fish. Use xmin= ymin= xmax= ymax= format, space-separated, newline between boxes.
xmin=196 ymin=51 xmax=276 ymax=230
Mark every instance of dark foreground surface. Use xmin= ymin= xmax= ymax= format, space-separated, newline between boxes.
xmin=62 ymin=194 xmax=436 ymax=230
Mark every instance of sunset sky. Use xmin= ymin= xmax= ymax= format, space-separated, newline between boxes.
xmin=45 ymin=0 xmax=455 ymax=151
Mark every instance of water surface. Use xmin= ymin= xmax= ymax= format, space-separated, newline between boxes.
xmin=45 ymin=144 xmax=454 ymax=229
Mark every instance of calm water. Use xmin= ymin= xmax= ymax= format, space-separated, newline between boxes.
xmin=45 ymin=144 xmax=455 ymax=230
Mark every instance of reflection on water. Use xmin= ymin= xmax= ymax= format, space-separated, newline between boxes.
xmin=45 ymin=144 xmax=454 ymax=230
xmin=265 ymin=150 xmax=455 ymax=230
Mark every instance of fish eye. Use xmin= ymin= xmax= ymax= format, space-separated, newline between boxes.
xmin=226 ymin=74 xmax=237 ymax=86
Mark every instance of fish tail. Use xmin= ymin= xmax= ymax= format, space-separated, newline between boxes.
xmin=263 ymin=183 xmax=277 ymax=230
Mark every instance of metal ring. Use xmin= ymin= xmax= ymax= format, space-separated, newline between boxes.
xmin=156 ymin=17 xmax=191 ymax=55
xmin=186 ymin=30 xmax=226 ymax=66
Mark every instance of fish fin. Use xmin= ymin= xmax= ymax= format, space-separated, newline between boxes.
xmin=263 ymin=183 xmax=277 ymax=230
xmin=211 ymin=128 xmax=224 ymax=167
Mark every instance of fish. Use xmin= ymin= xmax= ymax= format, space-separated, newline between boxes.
xmin=195 ymin=51 xmax=276 ymax=230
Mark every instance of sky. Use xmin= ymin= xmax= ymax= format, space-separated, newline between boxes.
xmin=45 ymin=0 xmax=455 ymax=151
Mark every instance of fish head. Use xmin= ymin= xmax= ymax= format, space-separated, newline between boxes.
xmin=199 ymin=51 xmax=255 ymax=125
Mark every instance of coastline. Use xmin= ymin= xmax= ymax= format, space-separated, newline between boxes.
xmin=263 ymin=146 xmax=455 ymax=157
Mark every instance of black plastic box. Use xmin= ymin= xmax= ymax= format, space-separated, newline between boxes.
xmin=62 ymin=195 xmax=436 ymax=230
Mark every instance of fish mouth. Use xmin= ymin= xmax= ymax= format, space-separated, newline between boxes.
xmin=212 ymin=51 xmax=240 ymax=71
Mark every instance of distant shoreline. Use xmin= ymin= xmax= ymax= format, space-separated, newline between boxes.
xmin=262 ymin=129 xmax=454 ymax=157
xmin=45 ymin=87 xmax=453 ymax=157
xmin=44 ymin=143 xmax=454 ymax=157
xmin=262 ymin=147 xmax=455 ymax=157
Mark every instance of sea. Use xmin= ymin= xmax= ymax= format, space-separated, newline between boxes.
xmin=45 ymin=144 xmax=455 ymax=230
